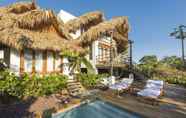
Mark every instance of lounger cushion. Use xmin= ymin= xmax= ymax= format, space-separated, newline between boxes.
xmin=146 ymin=80 xmax=164 ymax=90
xmin=137 ymin=89 xmax=161 ymax=99
xmin=147 ymin=80 xmax=164 ymax=86
xmin=109 ymin=80 xmax=132 ymax=90
xmin=121 ymin=78 xmax=134 ymax=85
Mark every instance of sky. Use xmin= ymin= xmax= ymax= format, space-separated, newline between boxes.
xmin=1 ymin=0 xmax=186 ymax=62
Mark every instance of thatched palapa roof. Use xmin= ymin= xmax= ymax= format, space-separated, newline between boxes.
xmin=65 ymin=11 xmax=104 ymax=33
xmin=77 ymin=17 xmax=129 ymax=53
xmin=0 ymin=2 xmax=130 ymax=55
xmin=7 ymin=2 xmax=36 ymax=14
xmin=0 ymin=2 xmax=83 ymax=53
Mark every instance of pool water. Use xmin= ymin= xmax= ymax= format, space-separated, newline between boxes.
xmin=53 ymin=100 xmax=142 ymax=118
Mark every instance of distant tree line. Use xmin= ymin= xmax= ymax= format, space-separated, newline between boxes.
xmin=137 ymin=55 xmax=186 ymax=87
xmin=138 ymin=55 xmax=185 ymax=77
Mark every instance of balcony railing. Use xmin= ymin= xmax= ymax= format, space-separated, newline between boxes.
xmin=96 ymin=51 xmax=129 ymax=68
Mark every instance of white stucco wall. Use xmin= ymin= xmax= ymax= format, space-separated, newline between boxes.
xmin=58 ymin=10 xmax=81 ymax=39
xmin=10 ymin=48 xmax=20 ymax=75
xmin=92 ymin=41 xmax=99 ymax=65
xmin=58 ymin=9 xmax=99 ymax=74
xmin=58 ymin=10 xmax=76 ymax=23
xmin=55 ymin=53 xmax=61 ymax=71
xmin=0 ymin=50 xmax=4 ymax=59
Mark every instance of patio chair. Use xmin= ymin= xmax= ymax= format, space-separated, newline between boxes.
xmin=137 ymin=80 xmax=164 ymax=105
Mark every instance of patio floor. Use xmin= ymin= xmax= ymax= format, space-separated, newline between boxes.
xmin=100 ymin=84 xmax=186 ymax=118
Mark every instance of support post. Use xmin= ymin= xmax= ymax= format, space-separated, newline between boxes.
xmin=129 ymin=40 xmax=134 ymax=72
xmin=110 ymin=31 xmax=114 ymax=77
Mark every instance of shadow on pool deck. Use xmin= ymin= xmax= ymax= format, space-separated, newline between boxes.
xmin=0 ymin=97 xmax=37 ymax=118
xmin=100 ymin=84 xmax=186 ymax=118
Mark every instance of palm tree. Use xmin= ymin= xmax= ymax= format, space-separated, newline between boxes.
xmin=68 ymin=56 xmax=95 ymax=74
xmin=170 ymin=25 xmax=186 ymax=67
xmin=61 ymin=50 xmax=95 ymax=75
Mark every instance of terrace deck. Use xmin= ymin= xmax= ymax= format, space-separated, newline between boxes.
xmin=100 ymin=84 xmax=186 ymax=118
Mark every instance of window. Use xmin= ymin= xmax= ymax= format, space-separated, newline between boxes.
xmin=10 ymin=48 xmax=20 ymax=75
xmin=35 ymin=51 xmax=43 ymax=72
xmin=24 ymin=49 xmax=33 ymax=72
xmin=47 ymin=51 xmax=54 ymax=72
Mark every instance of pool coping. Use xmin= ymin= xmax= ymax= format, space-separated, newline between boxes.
xmin=52 ymin=100 xmax=91 ymax=117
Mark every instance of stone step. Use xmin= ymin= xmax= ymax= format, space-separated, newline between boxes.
xmin=67 ymin=82 xmax=81 ymax=86
xmin=67 ymin=79 xmax=77 ymax=82
xmin=66 ymin=79 xmax=85 ymax=97
xmin=67 ymin=85 xmax=82 ymax=89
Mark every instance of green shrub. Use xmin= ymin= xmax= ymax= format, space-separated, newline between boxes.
xmin=41 ymin=74 xmax=67 ymax=96
xmin=77 ymin=73 xmax=108 ymax=88
xmin=154 ymin=76 xmax=186 ymax=87
xmin=0 ymin=69 xmax=24 ymax=98
xmin=22 ymin=73 xmax=68 ymax=97
xmin=0 ymin=69 xmax=68 ymax=102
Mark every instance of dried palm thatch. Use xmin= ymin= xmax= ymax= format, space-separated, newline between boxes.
xmin=17 ymin=9 xmax=71 ymax=40
xmin=8 ymin=2 xmax=36 ymax=14
xmin=0 ymin=2 xmax=84 ymax=54
xmin=77 ymin=16 xmax=129 ymax=52
xmin=65 ymin=11 xmax=104 ymax=33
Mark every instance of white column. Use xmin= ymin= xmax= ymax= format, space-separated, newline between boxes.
xmin=92 ymin=41 xmax=99 ymax=74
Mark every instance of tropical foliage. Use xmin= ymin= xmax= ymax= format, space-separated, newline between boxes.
xmin=154 ymin=76 xmax=186 ymax=87
xmin=77 ymin=73 xmax=108 ymax=88
xmin=160 ymin=56 xmax=183 ymax=70
xmin=138 ymin=55 xmax=159 ymax=77
xmin=0 ymin=69 xmax=67 ymax=103
xmin=137 ymin=55 xmax=186 ymax=87
xmin=61 ymin=50 xmax=95 ymax=74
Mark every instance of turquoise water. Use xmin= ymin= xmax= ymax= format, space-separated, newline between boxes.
xmin=53 ymin=100 xmax=142 ymax=118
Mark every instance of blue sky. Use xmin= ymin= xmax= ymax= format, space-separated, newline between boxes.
xmin=1 ymin=0 xmax=186 ymax=62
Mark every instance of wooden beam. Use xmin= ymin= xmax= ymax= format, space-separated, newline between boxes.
xmin=20 ymin=50 xmax=24 ymax=76
xmin=60 ymin=56 xmax=63 ymax=74
xmin=32 ymin=50 xmax=36 ymax=74
xmin=42 ymin=50 xmax=47 ymax=74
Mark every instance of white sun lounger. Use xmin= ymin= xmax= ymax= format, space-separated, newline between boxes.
xmin=137 ymin=88 xmax=161 ymax=99
xmin=109 ymin=78 xmax=134 ymax=94
xmin=137 ymin=79 xmax=164 ymax=105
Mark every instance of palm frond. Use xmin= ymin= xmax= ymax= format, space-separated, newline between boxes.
xmin=81 ymin=57 xmax=95 ymax=73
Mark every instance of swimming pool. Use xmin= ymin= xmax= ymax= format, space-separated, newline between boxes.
xmin=53 ymin=100 xmax=142 ymax=118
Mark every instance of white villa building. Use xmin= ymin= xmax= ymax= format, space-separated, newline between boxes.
xmin=58 ymin=10 xmax=128 ymax=75
xmin=0 ymin=2 xmax=129 ymax=77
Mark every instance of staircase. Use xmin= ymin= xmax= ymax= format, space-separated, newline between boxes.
xmin=67 ymin=78 xmax=84 ymax=97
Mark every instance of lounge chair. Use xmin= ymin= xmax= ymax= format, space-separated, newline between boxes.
xmin=137 ymin=80 xmax=164 ymax=105
xmin=109 ymin=78 xmax=134 ymax=96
